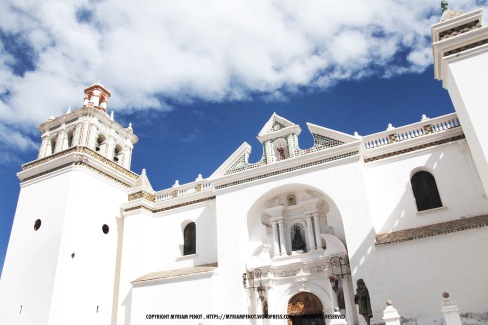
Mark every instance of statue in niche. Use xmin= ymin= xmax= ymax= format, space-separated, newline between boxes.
xmin=292 ymin=226 xmax=306 ymax=251
xmin=277 ymin=145 xmax=286 ymax=160
xmin=287 ymin=195 xmax=296 ymax=206
xmin=354 ymin=279 xmax=373 ymax=325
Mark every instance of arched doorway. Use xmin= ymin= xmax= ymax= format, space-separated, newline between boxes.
xmin=287 ymin=292 xmax=325 ymax=325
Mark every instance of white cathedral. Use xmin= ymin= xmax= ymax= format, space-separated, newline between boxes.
xmin=1 ymin=4 xmax=488 ymax=325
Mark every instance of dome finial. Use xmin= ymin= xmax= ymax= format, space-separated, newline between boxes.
xmin=441 ymin=1 xmax=449 ymax=12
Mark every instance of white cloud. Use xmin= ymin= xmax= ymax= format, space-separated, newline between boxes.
xmin=0 ymin=0 xmax=486 ymax=157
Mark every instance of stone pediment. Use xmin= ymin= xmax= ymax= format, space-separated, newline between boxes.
xmin=257 ymin=113 xmax=301 ymax=143
xmin=210 ymin=142 xmax=254 ymax=178
xmin=210 ymin=116 xmax=361 ymax=178
xmin=306 ymin=123 xmax=359 ymax=149
xmin=258 ymin=113 xmax=298 ymax=136
xmin=440 ymin=9 xmax=465 ymax=22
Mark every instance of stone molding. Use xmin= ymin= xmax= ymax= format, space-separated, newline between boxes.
xmin=132 ymin=263 xmax=218 ymax=284
xmin=375 ymin=214 xmax=488 ymax=245
xmin=19 ymin=146 xmax=138 ymax=188
xmin=364 ymin=135 xmax=465 ymax=163
xmin=124 ymin=196 xmax=216 ymax=213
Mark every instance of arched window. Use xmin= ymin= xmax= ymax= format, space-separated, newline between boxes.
xmin=67 ymin=129 xmax=75 ymax=148
xmin=114 ymin=144 xmax=123 ymax=163
xmin=50 ymin=136 xmax=57 ymax=154
xmin=96 ymin=134 xmax=107 ymax=153
xmin=183 ymin=222 xmax=196 ymax=255
xmin=411 ymin=171 xmax=443 ymax=211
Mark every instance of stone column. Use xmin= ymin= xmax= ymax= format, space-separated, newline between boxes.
xmin=59 ymin=129 xmax=68 ymax=151
xmin=73 ymin=123 xmax=82 ymax=146
xmin=278 ymin=220 xmax=287 ymax=256
xmin=306 ymin=215 xmax=315 ymax=251
xmin=330 ymin=283 xmax=339 ymax=310
xmin=441 ymin=292 xmax=462 ymax=325
xmin=87 ymin=123 xmax=98 ymax=149
xmin=383 ymin=300 xmax=400 ymax=325
xmin=107 ymin=136 xmax=115 ymax=159
xmin=54 ymin=131 xmax=64 ymax=152
xmin=312 ymin=213 xmax=322 ymax=250
xmin=38 ymin=134 xmax=49 ymax=159
xmin=271 ymin=222 xmax=280 ymax=257
xmin=45 ymin=138 xmax=53 ymax=157
xmin=265 ymin=206 xmax=285 ymax=257
xmin=343 ymin=276 xmax=358 ymax=325
xmin=124 ymin=147 xmax=132 ymax=169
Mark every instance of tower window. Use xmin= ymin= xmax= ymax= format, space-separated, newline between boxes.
xmin=114 ymin=144 xmax=123 ymax=162
xmin=411 ymin=171 xmax=443 ymax=211
xmin=67 ymin=129 xmax=75 ymax=147
xmin=50 ymin=136 xmax=57 ymax=154
xmin=96 ymin=134 xmax=106 ymax=152
xmin=34 ymin=219 xmax=41 ymax=231
xmin=183 ymin=222 xmax=196 ymax=255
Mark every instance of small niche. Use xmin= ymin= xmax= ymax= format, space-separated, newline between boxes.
xmin=34 ymin=219 xmax=41 ymax=231
xmin=287 ymin=195 xmax=296 ymax=206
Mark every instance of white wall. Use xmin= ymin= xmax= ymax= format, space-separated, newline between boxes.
xmin=117 ymin=200 xmax=217 ymax=325
xmin=0 ymin=165 xmax=128 ymax=325
xmin=446 ymin=47 xmax=488 ymax=194
xmin=376 ymin=227 xmax=488 ymax=324
xmin=0 ymin=170 xmax=73 ymax=325
xmin=130 ymin=274 xmax=215 ymax=324
xmin=364 ymin=140 xmax=488 ymax=234
xmin=51 ymin=167 xmax=127 ymax=325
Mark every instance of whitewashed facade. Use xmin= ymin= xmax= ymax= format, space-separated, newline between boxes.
xmin=1 ymin=5 xmax=488 ymax=325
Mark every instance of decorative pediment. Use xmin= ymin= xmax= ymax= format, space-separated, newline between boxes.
xmin=440 ymin=9 xmax=465 ymax=22
xmin=306 ymin=123 xmax=360 ymax=150
xmin=258 ymin=113 xmax=297 ymax=136
xmin=257 ymin=113 xmax=301 ymax=143
xmin=210 ymin=142 xmax=253 ymax=178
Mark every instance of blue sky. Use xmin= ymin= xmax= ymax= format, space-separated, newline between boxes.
xmin=0 ymin=0 xmax=485 ymax=277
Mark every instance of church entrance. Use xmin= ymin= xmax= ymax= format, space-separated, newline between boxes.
xmin=287 ymin=292 xmax=325 ymax=325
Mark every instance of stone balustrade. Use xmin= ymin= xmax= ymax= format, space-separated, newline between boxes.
xmin=363 ymin=113 xmax=461 ymax=149
xmin=155 ymin=179 xmax=213 ymax=202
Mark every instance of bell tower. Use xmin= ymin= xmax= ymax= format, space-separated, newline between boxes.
xmin=0 ymin=84 xmax=138 ymax=325
xmin=432 ymin=1 xmax=488 ymax=193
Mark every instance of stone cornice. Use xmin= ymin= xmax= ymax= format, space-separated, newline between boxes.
xmin=19 ymin=146 xmax=138 ymax=187
xmin=122 ymin=196 xmax=216 ymax=214
xmin=257 ymin=125 xmax=302 ymax=143
xmin=432 ymin=11 xmax=488 ymax=84
xmin=363 ymin=134 xmax=465 ymax=163
xmin=375 ymin=214 xmax=488 ymax=246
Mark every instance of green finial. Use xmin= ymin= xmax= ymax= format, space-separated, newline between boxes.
xmin=441 ymin=1 xmax=449 ymax=12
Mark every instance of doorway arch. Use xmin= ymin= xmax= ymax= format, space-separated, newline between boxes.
xmin=287 ymin=292 xmax=325 ymax=325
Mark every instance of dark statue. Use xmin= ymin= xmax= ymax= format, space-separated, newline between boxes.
xmin=292 ymin=226 xmax=306 ymax=251
xmin=277 ymin=145 xmax=286 ymax=160
xmin=441 ymin=0 xmax=449 ymax=12
xmin=354 ymin=279 xmax=373 ymax=325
